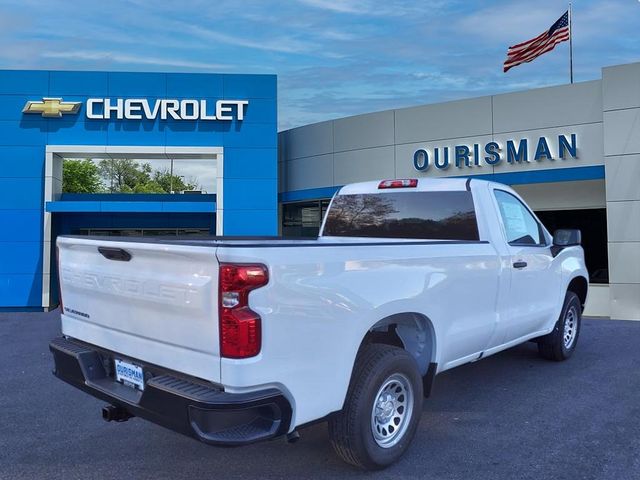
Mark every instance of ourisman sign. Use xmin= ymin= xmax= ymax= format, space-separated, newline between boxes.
xmin=413 ymin=134 xmax=577 ymax=171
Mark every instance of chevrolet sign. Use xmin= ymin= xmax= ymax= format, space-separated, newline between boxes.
xmin=22 ymin=97 xmax=249 ymax=121
xmin=86 ymin=98 xmax=248 ymax=121
xmin=22 ymin=98 xmax=82 ymax=118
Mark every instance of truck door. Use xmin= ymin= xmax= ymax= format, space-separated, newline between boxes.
xmin=493 ymin=189 xmax=560 ymax=342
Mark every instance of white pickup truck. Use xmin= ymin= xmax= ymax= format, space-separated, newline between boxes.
xmin=50 ymin=177 xmax=588 ymax=470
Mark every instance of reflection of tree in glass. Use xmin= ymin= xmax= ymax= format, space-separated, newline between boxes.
xmin=379 ymin=211 xmax=477 ymax=239
xmin=62 ymin=159 xmax=102 ymax=193
xmin=62 ymin=158 xmax=202 ymax=194
xmin=97 ymin=159 xmax=199 ymax=193
xmin=328 ymin=195 xmax=398 ymax=234
xmin=325 ymin=193 xmax=478 ymax=240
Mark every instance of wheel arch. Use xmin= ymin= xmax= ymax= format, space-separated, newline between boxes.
xmin=359 ymin=312 xmax=437 ymax=377
xmin=567 ymin=275 xmax=588 ymax=311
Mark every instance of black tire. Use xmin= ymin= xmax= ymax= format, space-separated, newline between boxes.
xmin=537 ymin=291 xmax=582 ymax=361
xmin=328 ymin=344 xmax=423 ymax=470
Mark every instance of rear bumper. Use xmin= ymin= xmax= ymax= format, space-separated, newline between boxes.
xmin=49 ymin=336 xmax=292 ymax=446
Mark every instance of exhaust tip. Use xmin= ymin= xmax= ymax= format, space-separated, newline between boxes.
xmin=286 ymin=431 xmax=300 ymax=444
xmin=102 ymin=405 xmax=133 ymax=422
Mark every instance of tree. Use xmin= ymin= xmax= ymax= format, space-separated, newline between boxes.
xmin=98 ymin=159 xmax=152 ymax=193
xmin=152 ymin=168 xmax=198 ymax=193
xmin=62 ymin=159 xmax=102 ymax=193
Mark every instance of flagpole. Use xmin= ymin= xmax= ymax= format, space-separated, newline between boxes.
xmin=569 ymin=2 xmax=574 ymax=83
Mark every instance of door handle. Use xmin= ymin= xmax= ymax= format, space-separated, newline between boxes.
xmin=513 ymin=261 xmax=527 ymax=269
xmin=98 ymin=247 xmax=132 ymax=262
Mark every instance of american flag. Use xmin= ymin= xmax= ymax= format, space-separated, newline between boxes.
xmin=503 ymin=11 xmax=570 ymax=72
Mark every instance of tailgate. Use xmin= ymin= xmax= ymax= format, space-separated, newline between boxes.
xmin=57 ymin=236 xmax=221 ymax=383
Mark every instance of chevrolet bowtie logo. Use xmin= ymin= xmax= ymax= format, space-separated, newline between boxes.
xmin=22 ymin=98 xmax=82 ymax=118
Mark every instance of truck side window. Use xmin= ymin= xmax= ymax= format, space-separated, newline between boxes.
xmin=323 ymin=191 xmax=479 ymax=240
xmin=494 ymin=190 xmax=543 ymax=245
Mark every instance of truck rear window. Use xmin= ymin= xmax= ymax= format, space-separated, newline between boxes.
xmin=323 ymin=191 xmax=479 ymax=240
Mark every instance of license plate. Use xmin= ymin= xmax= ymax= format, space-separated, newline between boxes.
xmin=114 ymin=358 xmax=145 ymax=391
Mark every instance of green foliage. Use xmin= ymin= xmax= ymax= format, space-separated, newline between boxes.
xmin=62 ymin=159 xmax=103 ymax=193
xmin=62 ymin=158 xmax=201 ymax=194
xmin=152 ymin=168 xmax=198 ymax=193
xmin=98 ymin=159 xmax=151 ymax=193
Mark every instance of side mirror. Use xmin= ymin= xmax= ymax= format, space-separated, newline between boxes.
xmin=551 ymin=229 xmax=581 ymax=257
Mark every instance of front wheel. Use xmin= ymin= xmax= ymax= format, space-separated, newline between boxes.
xmin=328 ymin=344 xmax=423 ymax=470
xmin=538 ymin=291 xmax=582 ymax=361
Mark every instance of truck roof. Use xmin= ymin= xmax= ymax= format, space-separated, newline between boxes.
xmin=338 ymin=177 xmax=475 ymax=195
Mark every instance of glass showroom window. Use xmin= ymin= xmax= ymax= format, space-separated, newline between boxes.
xmin=282 ymin=200 xmax=331 ymax=237
xmin=61 ymin=157 xmax=216 ymax=194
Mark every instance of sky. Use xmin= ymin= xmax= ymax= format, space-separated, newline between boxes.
xmin=0 ymin=0 xmax=639 ymax=130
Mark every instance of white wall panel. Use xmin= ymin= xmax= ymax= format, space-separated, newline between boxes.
xmin=609 ymin=284 xmax=640 ymax=320
xmin=394 ymin=97 xmax=492 ymax=144
xmin=602 ymin=63 xmax=640 ymax=111
xmin=603 ymin=108 xmax=640 ymax=156
xmin=608 ymin=242 xmax=640 ymax=284
xmin=493 ymin=81 xmax=602 ymax=133
xmin=283 ymin=121 xmax=333 ymax=160
xmin=286 ymin=154 xmax=334 ymax=191
xmin=604 ymin=155 xmax=640 ymax=201
xmin=333 ymin=111 xmax=394 ymax=152
xmin=333 ymin=146 xmax=395 ymax=185
xmin=606 ymin=201 xmax=640 ymax=242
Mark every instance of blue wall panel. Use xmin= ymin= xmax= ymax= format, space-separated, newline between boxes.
xmin=224 ymin=123 xmax=277 ymax=148
xmin=0 ymin=120 xmax=47 ymax=145
xmin=48 ymin=119 xmax=109 ymax=145
xmin=167 ymin=73 xmax=223 ymax=98
xmin=224 ymin=209 xmax=278 ymax=235
xmin=0 ymin=146 xmax=46 ymax=177
xmin=223 ymin=74 xmax=277 ymax=98
xmin=0 ymin=69 xmax=277 ymax=308
xmin=0 ymin=211 xmax=42 ymax=241
xmin=241 ymin=99 xmax=278 ymax=124
xmin=0 ymin=243 xmax=42 ymax=274
xmin=107 ymin=120 xmax=166 ymax=145
xmin=108 ymin=72 xmax=167 ymax=97
xmin=49 ymin=71 xmax=109 ymax=96
xmin=224 ymin=148 xmax=278 ymax=179
xmin=164 ymin=119 xmax=225 ymax=146
xmin=0 ymin=179 xmax=43 ymax=209
xmin=224 ymin=178 xmax=278 ymax=210
xmin=0 ymin=274 xmax=42 ymax=307
xmin=0 ymin=95 xmax=50 ymax=121
xmin=0 ymin=71 xmax=49 ymax=95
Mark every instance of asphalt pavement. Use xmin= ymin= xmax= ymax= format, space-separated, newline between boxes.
xmin=1 ymin=310 xmax=639 ymax=480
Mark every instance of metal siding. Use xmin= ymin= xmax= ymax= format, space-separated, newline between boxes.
xmin=492 ymin=81 xmax=603 ymax=133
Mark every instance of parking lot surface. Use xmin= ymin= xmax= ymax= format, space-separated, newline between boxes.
xmin=1 ymin=310 xmax=639 ymax=479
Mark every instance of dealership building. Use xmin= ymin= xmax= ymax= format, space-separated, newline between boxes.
xmin=0 ymin=62 xmax=639 ymax=320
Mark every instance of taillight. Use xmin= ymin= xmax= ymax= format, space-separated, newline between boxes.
xmin=378 ymin=179 xmax=418 ymax=189
xmin=56 ymin=245 xmax=64 ymax=313
xmin=219 ymin=263 xmax=268 ymax=359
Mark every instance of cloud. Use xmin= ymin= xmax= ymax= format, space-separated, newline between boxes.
xmin=42 ymin=51 xmax=229 ymax=70
xmin=296 ymin=0 xmax=363 ymax=14
xmin=177 ymin=23 xmax=316 ymax=55
xmin=296 ymin=0 xmax=448 ymax=16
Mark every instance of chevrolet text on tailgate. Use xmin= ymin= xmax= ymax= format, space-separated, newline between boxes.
xmin=51 ymin=178 xmax=588 ymax=470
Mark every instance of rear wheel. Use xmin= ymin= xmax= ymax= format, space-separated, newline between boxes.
xmin=538 ymin=291 xmax=582 ymax=361
xmin=328 ymin=344 xmax=423 ymax=470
